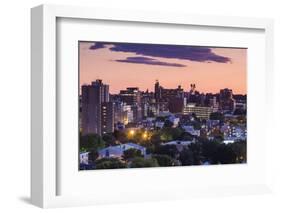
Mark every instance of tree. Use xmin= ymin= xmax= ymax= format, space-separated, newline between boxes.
xmin=179 ymin=148 xmax=194 ymax=166
xmin=134 ymin=130 xmax=147 ymax=143
xmin=213 ymin=144 xmax=236 ymax=164
xmin=210 ymin=128 xmax=224 ymax=142
xmin=160 ymin=131 xmax=173 ymax=142
xmin=163 ymin=120 xmax=173 ymax=128
xmin=154 ymin=144 xmax=179 ymax=158
xmin=210 ymin=112 xmax=224 ymax=121
xmin=102 ymin=133 xmax=116 ymax=146
xmin=80 ymin=133 xmax=105 ymax=152
xmin=95 ymin=158 xmax=127 ymax=169
xmin=230 ymin=140 xmax=247 ymax=163
xmin=130 ymin=157 xmax=159 ymax=168
xmin=188 ymin=143 xmax=202 ymax=165
xmin=88 ymin=149 xmax=99 ymax=163
xmin=179 ymin=132 xmax=194 ymax=141
xmin=201 ymin=140 xmax=220 ymax=163
xmin=153 ymin=154 xmax=176 ymax=167
xmin=143 ymin=142 xmax=156 ymax=154
xmin=122 ymin=148 xmax=143 ymax=161
xmin=113 ymin=130 xmax=127 ymax=143
xmin=160 ymin=127 xmax=183 ymax=141
xmin=150 ymin=132 xmax=162 ymax=146
xmin=169 ymin=127 xmax=184 ymax=140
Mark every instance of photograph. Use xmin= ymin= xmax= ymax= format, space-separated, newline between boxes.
xmin=79 ymin=41 xmax=247 ymax=170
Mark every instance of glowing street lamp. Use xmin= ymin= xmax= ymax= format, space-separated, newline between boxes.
xmin=129 ymin=129 xmax=135 ymax=137
xmin=142 ymin=132 xmax=148 ymax=140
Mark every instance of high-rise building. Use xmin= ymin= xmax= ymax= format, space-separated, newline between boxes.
xmin=119 ymin=87 xmax=142 ymax=122
xmin=187 ymin=84 xmax=202 ymax=105
xmin=168 ymin=97 xmax=184 ymax=113
xmin=183 ymin=103 xmax=213 ymax=119
xmin=119 ymin=87 xmax=141 ymax=106
xmin=154 ymin=80 xmax=162 ymax=102
xmin=162 ymin=85 xmax=184 ymax=100
xmin=209 ymin=96 xmax=219 ymax=112
xmin=81 ymin=79 xmax=114 ymax=136
xmin=101 ymin=102 xmax=114 ymax=135
xmin=219 ymin=88 xmax=235 ymax=111
xmin=113 ymin=101 xmax=134 ymax=125
xmin=154 ymin=80 xmax=184 ymax=114
xmin=154 ymin=80 xmax=184 ymax=100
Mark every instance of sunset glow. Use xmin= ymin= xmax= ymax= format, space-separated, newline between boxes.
xmin=79 ymin=41 xmax=247 ymax=95
xmin=79 ymin=41 xmax=247 ymax=170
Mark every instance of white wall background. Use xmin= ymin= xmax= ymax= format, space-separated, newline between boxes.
xmin=0 ymin=0 xmax=280 ymax=212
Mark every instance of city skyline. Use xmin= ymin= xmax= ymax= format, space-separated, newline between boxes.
xmin=82 ymin=79 xmax=244 ymax=97
xmin=79 ymin=41 xmax=247 ymax=170
xmin=79 ymin=41 xmax=247 ymax=95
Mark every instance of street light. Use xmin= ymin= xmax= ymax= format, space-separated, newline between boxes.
xmin=129 ymin=129 xmax=135 ymax=136
xmin=142 ymin=132 xmax=148 ymax=140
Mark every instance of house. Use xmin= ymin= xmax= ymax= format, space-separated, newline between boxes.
xmin=207 ymin=119 xmax=220 ymax=128
xmin=80 ymin=151 xmax=90 ymax=164
xmin=182 ymin=125 xmax=200 ymax=136
xmin=168 ymin=115 xmax=180 ymax=127
xmin=161 ymin=140 xmax=194 ymax=152
xmin=223 ymin=139 xmax=235 ymax=144
xmin=98 ymin=143 xmax=146 ymax=159
xmin=155 ymin=121 xmax=165 ymax=128
xmin=222 ymin=125 xmax=247 ymax=141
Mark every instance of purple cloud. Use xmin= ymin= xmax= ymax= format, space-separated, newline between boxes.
xmin=89 ymin=42 xmax=105 ymax=50
xmin=115 ymin=56 xmax=186 ymax=67
xmin=89 ymin=42 xmax=231 ymax=63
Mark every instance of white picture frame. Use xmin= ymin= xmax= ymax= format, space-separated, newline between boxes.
xmin=31 ymin=4 xmax=274 ymax=208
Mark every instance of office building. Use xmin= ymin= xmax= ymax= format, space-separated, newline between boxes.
xmin=219 ymin=88 xmax=235 ymax=111
xmin=81 ymin=79 xmax=114 ymax=135
xmin=183 ymin=103 xmax=213 ymax=119
xmin=119 ymin=87 xmax=141 ymax=106
xmin=101 ymin=102 xmax=114 ymax=135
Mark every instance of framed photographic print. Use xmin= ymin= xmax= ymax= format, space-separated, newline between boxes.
xmin=78 ymin=41 xmax=247 ymax=170
xmin=31 ymin=4 xmax=274 ymax=208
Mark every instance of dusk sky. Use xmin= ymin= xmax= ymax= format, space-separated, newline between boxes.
xmin=79 ymin=41 xmax=247 ymax=95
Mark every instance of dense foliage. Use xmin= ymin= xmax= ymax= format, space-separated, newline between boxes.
xmin=80 ymin=127 xmax=246 ymax=170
